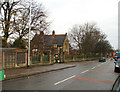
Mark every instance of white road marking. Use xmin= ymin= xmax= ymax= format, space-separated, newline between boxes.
xmin=101 ymin=62 xmax=107 ymax=65
xmin=80 ymin=70 xmax=89 ymax=74
xmin=54 ymin=60 xmax=109 ymax=86
xmin=91 ymin=60 xmax=108 ymax=69
xmin=98 ymin=63 xmax=104 ymax=66
xmin=54 ymin=75 xmax=76 ymax=85
xmin=91 ymin=67 xmax=96 ymax=69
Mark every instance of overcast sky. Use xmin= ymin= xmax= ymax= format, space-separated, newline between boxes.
xmin=38 ymin=0 xmax=119 ymax=49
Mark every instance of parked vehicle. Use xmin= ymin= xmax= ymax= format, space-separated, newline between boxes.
xmin=114 ymin=58 xmax=120 ymax=73
xmin=99 ymin=57 xmax=106 ymax=62
xmin=111 ymin=75 xmax=120 ymax=92
xmin=113 ymin=52 xmax=120 ymax=61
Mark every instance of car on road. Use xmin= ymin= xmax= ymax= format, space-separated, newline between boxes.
xmin=99 ymin=57 xmax=106 ymax=62
xmin=114 ymin=59 xmax=120 ymax=73
xmin=111 ymin=75 xmax=120 ymax=92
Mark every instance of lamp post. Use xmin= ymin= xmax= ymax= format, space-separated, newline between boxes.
xmin=22 ymin=0 xmax=31 ymax=67
xmin=28 ymin=0 xmax=31 ymax=67
xmin=14 ymin=0 xmax=31 ymax=67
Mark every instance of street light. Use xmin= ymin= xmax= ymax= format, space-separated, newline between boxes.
xmin=28 ymin=0 xmax=31 ymax=67
xmin=21 ymin=0 xmax=31 ymax=67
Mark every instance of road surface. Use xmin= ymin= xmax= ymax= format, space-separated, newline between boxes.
xmin=2 ymin=58 xmax=119 ymax=91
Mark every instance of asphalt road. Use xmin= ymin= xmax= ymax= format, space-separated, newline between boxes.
xmin=2 ymin=58 xmax=120 ymax=91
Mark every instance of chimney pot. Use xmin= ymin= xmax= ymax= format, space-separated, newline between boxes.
xmin=52 ymin=30 xmax=55 ymax=36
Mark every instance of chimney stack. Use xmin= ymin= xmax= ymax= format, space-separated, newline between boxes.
xmin=52 ymin=30 xmax=55 ymax=36
xmin=40 ymin=31 xmax=44 ymax=36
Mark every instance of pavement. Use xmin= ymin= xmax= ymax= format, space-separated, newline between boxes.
xmin=4 ymin=63 xmax=76 ymax=80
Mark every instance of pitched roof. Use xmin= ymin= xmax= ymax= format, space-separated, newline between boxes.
xmin=44 ymin=35 xmax=54 ymax=46
xmin=32 ymin=34 xmax=66 ymax=47
xmin=55 ymin=35 xmax=66 ymax=46
xmin=44 ymin=35 xmax=66 ymax=46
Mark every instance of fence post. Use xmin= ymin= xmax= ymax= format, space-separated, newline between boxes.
xmin=53 ymin=55 xmax=55 ymax=63
xmin=15 ymin=52 xmax=17 ymax=68
xmin=40 ymin=55 xmax=43 ymax=63
xmin=60 ymin=53 xmax=62 ymax=63
xmin=63 ymin=52 xmax=65 ymax=63
xmin=50 ymin=54 xmax=51 ymax=63
xmin=26 ymin=51 xmax=29 ymax=67
xmin=30 ymin=55 xmax=32 ymax=65
xmin=73 ymin=55 xmax=75 ymax=61
xmin=83 ymin=54 xmax=85 ymax=60
xmin=25 ymin=52 xmax=27 ymax=67
xmin=49 ymin=50 xmax=51 ymax=63
xmin=2 ymin=52 xmax=5 ymax=69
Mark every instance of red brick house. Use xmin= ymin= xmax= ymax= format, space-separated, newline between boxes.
xmin=31 ymin=31 xmax=69 ymax=56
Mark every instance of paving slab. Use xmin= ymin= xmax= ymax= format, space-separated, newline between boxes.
xmin=4 ymin=63 xmax=76 ymax=80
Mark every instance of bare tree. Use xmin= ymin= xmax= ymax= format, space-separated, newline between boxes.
xmin=95 ymin=40 xmax=113 ymax=56
xmin=68 ymin=25 xmax=85 ymax=53
xmin=0 ymin=0 xmax=50 ymax=47
xmin=81 ymin=23 xmax=107 ymax=55
xmin=13 ymin=1 xmax=50 ymax=41
xmin=68 ymin=23 xmax=107 ymax=55
xmin=0 ymin=1 xmax=20 ymax=47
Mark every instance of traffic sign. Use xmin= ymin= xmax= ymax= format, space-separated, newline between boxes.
xmin=0 ymin=70 xmax=4 ymax=81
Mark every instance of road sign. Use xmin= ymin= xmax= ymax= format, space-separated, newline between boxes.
xmin=0 ymin=70 xmax=4 ymax=81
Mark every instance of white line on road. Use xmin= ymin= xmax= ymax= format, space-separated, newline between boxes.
xmin=91 ymin=67 xmax=96 ymax=69
xmin=54 ymin=60 xmax=110 ymax=86
xmin=80 ymin=69 xmax=89 ymax=74
xmin=101 ymin=62 xmax=107 ymax=65
xmin=54 ymin=75 xmax=76 ymax=85
xmin=92 ymin=61 xmax=107 ymax=69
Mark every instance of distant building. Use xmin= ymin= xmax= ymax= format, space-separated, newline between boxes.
xmin=31 ymin=30 xmax=69 ymax=56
